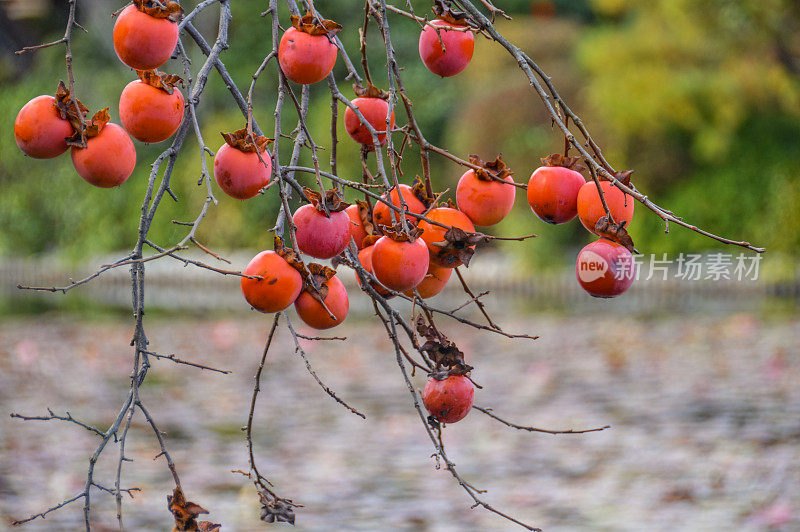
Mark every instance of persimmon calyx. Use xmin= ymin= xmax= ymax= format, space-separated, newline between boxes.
xmin=429 ymin=227 xmax=488 ymax=267
xmin=540 ymin=153 xmax=586 ymax=172
xmin=381 ymin=223 xmax=423 ymax=242
xmin=468 ymin=153 xmax=514 ymax=182
xmin=301 ymin=263 xmax=337 ymax=304
xmin=220 ymin=128 xmax=273 ymax=153
xmin=595 ymin=217 xmax=638 ymax=254
xmin=132 ymin=0 xmax=183 ymax=22
xmin=303 ymin=187 xmax=349 ymax=215
xmin=353 ymin=82 xmax=389 ymax=100
xmin=136 ymin=69 xmax=183 ymax=94
xmin=432 ymin=0 xmax=471 ymax=26
xmin=290 ymin=10 xmax=342 ymax=36
xmin=411 ymin=176 xmax=437 ymax=209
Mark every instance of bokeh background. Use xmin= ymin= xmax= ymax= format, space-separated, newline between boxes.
xmin=0 ymin=0 xmax=798 ymax=530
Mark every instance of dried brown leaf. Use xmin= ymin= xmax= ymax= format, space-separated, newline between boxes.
xmin=468 ymin=153 xmax=514 ymax=182
xmin=137 ymin=69 xmax=183 ymax=95
xmin=168 ymin=487 xmax=214 ymax=532
xmin=595 ymin=217 xmax=638 ymax=253
xmin=303 ymin=187 xmax=349 ymax=214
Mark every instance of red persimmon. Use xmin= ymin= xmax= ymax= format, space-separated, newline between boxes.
xmin=278 ymin=27 xmax=338 ymax=85
xmin=405 ymin=262 xmax=452 ymax=299
xmin=417 ymin=207 xmax=476 ymax=268
xmin=576 ymin=181 xmax=634 ymax=234
xmin=371 ymin=235 xmax=430 ymax=292
xmin=295 ymin=274 xmax=349 ymax=329
xmin=456 ymin=168 xmax=516 ymax=227
xmin=71 ymin=123 xmax=136 ymax=188
xmin=372 ymin=184 xmax=426 ymax=228
xmin=293 ymin=204 xmax=351 ymax=259
xmin=119 ymin=76 xmax=184 ymax=143
xmin=344 ymin=97 xmax=395 ymax=147
xmin=527 ymin=165 xmax=586 ymax=224
xmin=422 ymin=375 xmax=474 ymax=423
xmin=214 ymin=140 xmax=271 ymax=200
xmin=356 ymin=244 xmax=393 ymax=297
xmin=418 ymin=19 xmax=475 ymax=77
xmin=241 ymin=250 xmax=303 ymax=313
xmin=113 ymin=5 xmax=179 ymax=71
xmin=345 ymin=204 xmax=369 ymax=250
xmin=14 ymin=95 xmax=74 ymax=159
xmin=575 ymin=239 xmax=636 ymax=298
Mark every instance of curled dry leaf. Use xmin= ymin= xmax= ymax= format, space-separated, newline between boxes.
xmin=260 ymin=497 xmax=296 ymax=525
xmin=273 ymin=236 xmax=306 ymax=273
xmin=416 ymin=315 xmax=473 ymax=376
xmin=411 ymin=176 xmax=437 ymax=209
xmin=54 ymin=80 xmax=87 ymax=147
xmin=381 ymin=223 xmax=424 ymax=242
xmin=137 ymin=69 xmax=183 ymax=95
xmin=353 ymin=82 xmax=389 ymax=100
xmin=220 ymin=128 xmax=273 ymax=154
xmin=290 ymin=10 xmax=342 ymax=37
xmin=303 ymin=187 xmax=349 ymax=214
xmin=133 ymin=0 xmax=183 ymax=22
xmin=168 ymin=486 xmax=219 ymax=532
xmin=595 ymin=216 xmax=638 ymax=253
xmin=302 ymin=262 xmax=337 ymax=305
xmin=605 ymin=169 xmax=634 ymax=187
xmin=429 ymin=227 xmax=489 ymax=267
xmin=355 ymin=200 xmax=376 ymax=237
xmin=468 ymin=153 xmax=514 ymax=183
xmin=541 ymin=153 xmax=586 ymax=173
xmin=432 ymin=0 xmax=471 ymax=26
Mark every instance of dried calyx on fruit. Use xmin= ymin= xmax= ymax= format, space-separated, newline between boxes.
xmin=220 ymin=128 xmax=273 ymax=153
xmin=468 ymin=153 xmax=514 ymax=183
xmin=429 ymin=227 xmax=488 ymax=267
xmin=53 ymin=81 xmax=112 ymax=148
xmin=540 ymin=152 xmax=586 ymax=172
xmin=289 ymin=10 xmax=342 ymax=37
xmin=135 ymin=69 xmax=183 ymax=94
xmin=303 ymin=187 xmax=349 ymax=216
xmin=594 ymin=216 xmax=637 ymax=253
xmin=416 ymin=316 xmax=473 ymax=378
xmin=410 ymin=176 xmax=438 ymax=210
xmin=431 ymin=0 xmax=472 ymax=27
xmin=352 ymin=82 xmax=389 ymax=100
xmin=299 ymin=262 xmax=338 ymax=306
xmin=130 ymin=0 xmax=183 ymax=22
xmin=381 ymin=223 xmax=424 ymax=242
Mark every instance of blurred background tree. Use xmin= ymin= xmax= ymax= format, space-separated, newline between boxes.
xmin=1 ymin=0 xmax=797 ymax=278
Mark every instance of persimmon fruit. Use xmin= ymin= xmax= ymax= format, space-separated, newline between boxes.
xmin=344 ymin=97 xmax=395 ymax=147
xmin=345 ymin=204 xmax=369 ymax=250
xmin=418 ymin=19 xmax=474 ymax=78
xmin=71 ymin=123 xmax=137 ymax=188
xmin=295 ymin=275 xmax=349 ymax=329
xmin=575 ymin=239 xmax=636 ymax=298
xmin=14 ymin=95 xmax=74 ymax=159
xmin=356 ymin=245 xmax=393 ymax=297
xmin=241 ymin=250 xmax=303 ymax=313
xmin=422 ymin=375 xmax=474 ymax=423
xmin=293 ymin=204 xmax=351 ymax=259
xmin=576 ymin=180 xmax=635 ymax=234
xmin=371 ymin=236 xmax=429 ymax=292
xmin=417 ymin=207 xmax=476 ymax=268
xmin=113 ymin=5 xmax=179 ymax=71
xmin=278 ymin=27 xmax=338 ymax=85
xmin=213 ymin=142 xmax=271 ymax=200
xmin=456 ymin=169 xmax=516 ymax=227
xmin=406 ymin=262 xmax=452 ymax=299
xmin=372 ymin=184 xmax=426 ymax=228
xmin=119 ymin=79 xmax=184 ymax=143
xmin=527 ymin=165 xmax=586 ymax=224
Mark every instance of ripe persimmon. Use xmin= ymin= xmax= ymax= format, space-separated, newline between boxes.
xmin=119 ymin=71 xmax=184 ymax=143
xmin=418 ymin=19 xmax=474 ymax=77
xmin=241 ymin=250 xmax=303 ymax=313
xmin=575 ymin=239 xmax=636 ymax=298
xmin=527 ymin=156 xmax=586 ymax=224
xmin=345 ymin=97 xmax=394 ymax=147
xmin=418 ymin=207 xmax=476 ymax=268
xmin=278 ymin=12 xmax=340 ymax=85
xmin=71 ymin=123 xmax=137 ymax=188
xmin=576 ymin=181 xmax=634 ymax=234
xmin=456 ymin=167 xmax=516 ymax=227
xmin=355 ymin=244 xmax=393 ymax=297
xmin=295 ymin=274 xmax=349 ymax=329
xmin=214 ymin=130 xmax=272 ymax=200
xmin=113 ymin=4 xmax=180 ymax=71
xmin=422 ymin=375 xmax=474 ymax=423
xmin=14 ymin=95 xmax=74 ymax=159
xmin=372 ymin=184 xmax=426 ymax=228
xmin=345 ymin=204 xmax=370 ymax=250
xmin=371 ymin=235 xmax=429 ymax=292
xmin=293 ymin=204 xmax=351 ymax=259
xmin=405 ymin=262 xmax=452 ymax=299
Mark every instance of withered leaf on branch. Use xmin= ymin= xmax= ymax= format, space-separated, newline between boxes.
xmin=540 ymin=153 xmax=586 ymax=172
xmin=274 ymin=236 xmax=306 ymax=273
xmin=432 ymin=0 xmax=471 ymax=26
xmin=54 ymin=81 xmax=88 ymax=146
xmin=260 ymin=497 xmax=296 ymax=525
xmin=290 ymin=10 xmax=342 ymax=36
xmin=220 ymin=128 xmax=273 ymax=153
xmin=429 ymin=227 xmax=488 ymax=268
xmin=415 ymin=316 xmax=472 ymax=375
xmin=133 ymin=0 xmax=183 ymax=22
xmin=411 ymin=176 xmax=437 ymax=209
xmin=594 ymin=216 xmax=638 ymax=253
xmin=381 ymin=223 xmax=424 ymax=242
xmin=605 ymin=169 xmax=634 ymax=187
xmin=137 ymin=69 xmax=183 ymax=94
xmin=354 ymin=200 xmax=376 ymax=237
xmin=353 ymin=82 xmax=389 ymax=100
xmin=468 ymin=153 xmax=514 ymax=182
xmin=168 ymin=487 xmax=220 ymax=532
xmin=303 ymin=187 xmax=349 ymax=214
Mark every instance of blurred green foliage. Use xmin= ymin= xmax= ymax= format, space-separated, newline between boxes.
xmin=1 ymin=0 xmax=798 ymax=278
